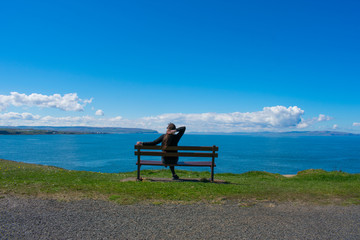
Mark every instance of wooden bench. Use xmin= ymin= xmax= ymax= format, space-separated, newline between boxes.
xmin=135 ymin=145 xmax=219 ymax=182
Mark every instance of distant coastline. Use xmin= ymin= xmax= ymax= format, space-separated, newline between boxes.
xmin=1 ymin=126 xmax=359 ymax=136
xmin=0 ymin=128 xmax=91 ymax=135
xmin=0 ymin=126 xmax=158 ymax=135
xmin=188 ymin=131 xmax=360 ymax=136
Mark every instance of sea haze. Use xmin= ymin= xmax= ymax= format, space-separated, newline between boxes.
xmin=1 ymin=134 xmax=359 ymax=174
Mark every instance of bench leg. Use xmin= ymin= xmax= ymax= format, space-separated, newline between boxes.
xmin=137 ymin=164 xmax=142 ymax=181
xmin=211 ymin=166 xmax=214 ymax=182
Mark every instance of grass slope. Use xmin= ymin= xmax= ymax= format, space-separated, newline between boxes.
xmin=1 ymin=159 xmax=359 ymax=205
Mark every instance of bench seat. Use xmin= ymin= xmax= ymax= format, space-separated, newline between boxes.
xmin=137 ymin=160 xmax=216 ymax=167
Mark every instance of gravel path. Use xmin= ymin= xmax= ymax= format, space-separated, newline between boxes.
xmin=1 ymin=196 xmax=359 ymax=239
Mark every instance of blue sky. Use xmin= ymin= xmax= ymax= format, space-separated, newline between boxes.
xmin=1 ymin=0 xmax=360 ymax=132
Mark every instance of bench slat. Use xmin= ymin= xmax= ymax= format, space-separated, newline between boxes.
xmin=136 ymin=160 xmax=215 ymax=167
xmin=135 ymin=151 xmax=218 ymax=158
xmin=135 ymin=145 xmax=219 ymax=151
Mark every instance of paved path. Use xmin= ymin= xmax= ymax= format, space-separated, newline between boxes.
xmin=1 ymin=196 xmax=359 ymax=239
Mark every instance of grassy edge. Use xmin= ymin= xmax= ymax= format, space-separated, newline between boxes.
xmin=1 ymin=159 xmax=360 ymax=205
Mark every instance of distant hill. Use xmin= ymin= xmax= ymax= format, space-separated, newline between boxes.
xmin=0 ymin=128 xmax=88 ymax=135
xmin=0 ymin=126 xmax=158 ymax=135
xmin=188 ymin=131 xmax=359 ymax=136
xmin=2 ymin=127 xmax=357 ymax=136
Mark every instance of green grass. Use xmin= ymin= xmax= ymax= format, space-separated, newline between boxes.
xmin=1 ymin=159 xmax=360 ymax=205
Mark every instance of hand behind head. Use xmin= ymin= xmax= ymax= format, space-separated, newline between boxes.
xmin=167 ymin=129 xmax=176 ymax=135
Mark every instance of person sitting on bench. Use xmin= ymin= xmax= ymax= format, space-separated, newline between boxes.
xmin=136 ymin=123 xmax=186 ymax=180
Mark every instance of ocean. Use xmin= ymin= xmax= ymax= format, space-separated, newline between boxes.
xmin=1 ymin=134 xmax=359 ymax=174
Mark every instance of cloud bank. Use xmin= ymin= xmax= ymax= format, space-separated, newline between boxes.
xmin=0 ymin=106 xmax=333 ymax=132
xmin=0 ymin=91 xmax=332 ymax=132
xmin=353 ymin=122 xmax=360 ymax=127
xmin=0 ymin=92 xmax=92 ymax=112
xmin=140 ymin=106 xmax=306 ymax=132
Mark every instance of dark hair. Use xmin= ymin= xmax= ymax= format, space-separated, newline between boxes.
xmin=167 ymin=123 xmax=176 ymax=130
xmin=162 ymin=123 xmax=176 ymax=149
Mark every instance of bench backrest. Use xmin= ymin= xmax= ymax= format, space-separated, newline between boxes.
xmin=134 ymin=145 xmax=218 ymax=158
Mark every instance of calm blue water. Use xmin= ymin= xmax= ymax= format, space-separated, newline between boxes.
xmin=1 ymin=134 xmax=360 ymax=174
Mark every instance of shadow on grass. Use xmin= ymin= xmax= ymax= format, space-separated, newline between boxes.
xmin=121 ymin=177 xmax=231 ymax=184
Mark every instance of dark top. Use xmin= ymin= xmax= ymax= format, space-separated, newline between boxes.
xmin=143 ymin=126 xmax=186 ymax=164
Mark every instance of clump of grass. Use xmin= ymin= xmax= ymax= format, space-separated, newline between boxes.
xmin=1 ymin=159 xmax=360 ymax=205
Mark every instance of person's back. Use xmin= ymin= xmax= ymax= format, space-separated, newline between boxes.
xmin=136 ymin=123 xmax=186 ymax=180
xmin=161 ymin=125 xmax=186 ymax=164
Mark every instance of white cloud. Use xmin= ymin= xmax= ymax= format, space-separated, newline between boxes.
xmin=109 ymin=116 xmax=123 ymax=121
xmin=0 ymin=106 xmax=334 ymax=132
xmin=317 ymin=114 xmax=332 ymax=122
xmin=0 ymin=112 xmax=41 ymax=120
xmin=332 ymin=124 xmax=338 ymax=130
xmin=353 ymin=122 xmax=360 ymax=127
xmin=95 ymin=109 xmax=104 ymax=116
xmin=296 ymin=114 xmax=333 ymax=129
xmin=0 ymin=92 xmax=92 ymax=112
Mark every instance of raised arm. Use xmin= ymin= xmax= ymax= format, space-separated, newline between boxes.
xmin=142 ymin=135 xmax=164 ymax=146
xmin=174 ymin=126 xmax=186 ymax=139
